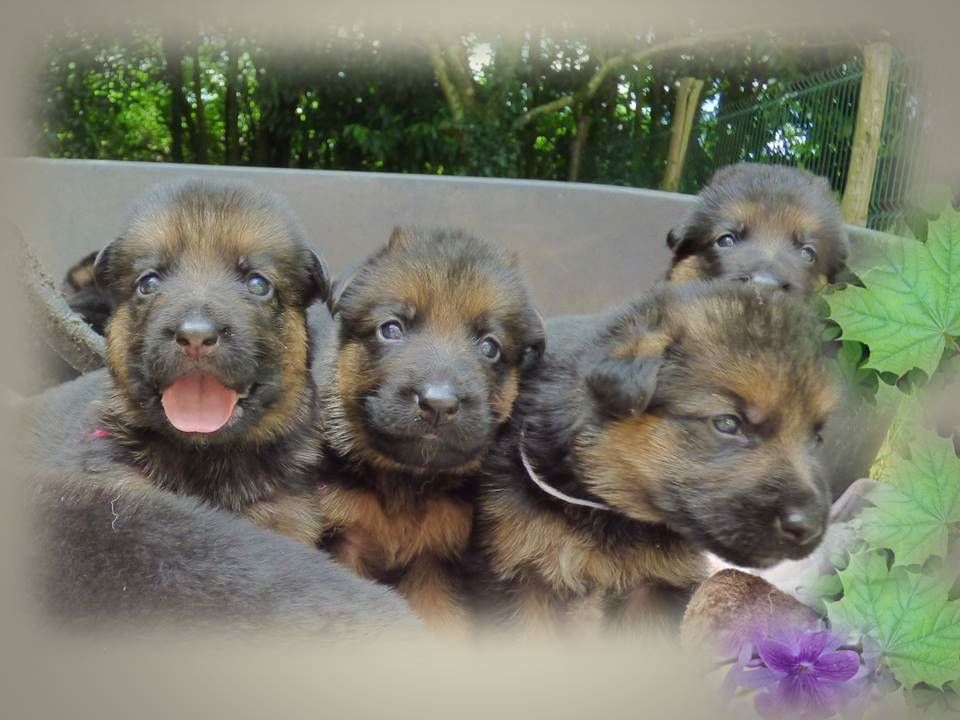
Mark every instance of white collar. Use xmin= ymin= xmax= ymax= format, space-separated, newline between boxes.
xmin=518 ymin=430 xmax=611 ymax=513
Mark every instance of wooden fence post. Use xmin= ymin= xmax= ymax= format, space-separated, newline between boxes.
xmin=660 ymin=77 xmax=705 ymax=193
xmin=841 ymin=43 xmax=894 ymax=226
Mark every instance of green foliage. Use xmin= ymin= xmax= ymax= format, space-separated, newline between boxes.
xmin=827 ymin=209 xmax=960 ymax=378
xmin=827 ymin=550 xmax=960 ymax=689
xmin=860 ymin=434 xmax=960 ymax=566
xmin=824 ymin=207 xmax=960 ymax=698
xmin=35 ymin=25 xmax=866 ymax=188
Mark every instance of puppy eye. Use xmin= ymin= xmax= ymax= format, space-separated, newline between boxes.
xmin=715 ymin=233 xmax=738 ymax=248
xmin=712 ymin=414 xmax=743 ymax=435
xmin=136 ymin=272 xmax=161 ymax=296
xmin=378 ymin=320 xmax=404 ymax=342
xmin=246 ymin=273 xmax=273 ymax=298
xmin=479 ymin=336 xmax=501 ymax=362
xmin=812 ymin=422 xmax=825 ymax=445
xmin=800 ymin=245 xmax=818 ymax=264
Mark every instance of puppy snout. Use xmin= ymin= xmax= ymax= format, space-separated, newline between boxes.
xmin=415 ymin=384 xmax=460 ymax=427
xmin=749 ymin=271 xmax=791 ymax=292
xmin=174 ymin=313 xmax=220 ymax=359
xmin=775 ymin=506 xmax=824 ymax=548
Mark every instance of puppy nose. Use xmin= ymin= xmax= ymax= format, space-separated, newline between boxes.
xmin=750 ymin=271 xmax=788 ymax=290
xmin=775 ymin=508 xmax=823 ymax=547
xmin=175 ymin=314 xmax=219 ymax=358
xmin=416 ymin=384 xmax=460 ymax=426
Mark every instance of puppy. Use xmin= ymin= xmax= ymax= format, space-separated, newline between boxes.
xmin=473 ymin=282 xmax=836 ymax=632
xmin=61 ymin=250 xmax=113 ymax=335
xmin=665 ymin=163 xmax=849 ymax=295
xmin=298 ymin=228 xmax=544 ymax=630
xmin=24 ymin=180 xmax=416 ymax=633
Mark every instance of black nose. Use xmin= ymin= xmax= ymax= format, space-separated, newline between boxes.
xmin=775 ymin=508 xmax=823 ymax=547
xmin=748 ymin=272 xmax=791 ymax=291
xmin=416 ymin=384 xmax=460 ymax=427
xmin=175 ymin=314 xmax=219 ymax=359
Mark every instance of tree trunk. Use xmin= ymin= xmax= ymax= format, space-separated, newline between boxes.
xmin=567 ymin=109 xmax=593 ymax=182
xmin=660 ymin=76 xmax=704 ymax=192
xmin=224 ymin=38 xmax=240 ymax=165
xmin=188 ymin=39 xmax=209 ymax=164
xmin=163 ymin=40 xmax=186 ymax=163
xmin=841 ymin=42 xmax=893 ymax=226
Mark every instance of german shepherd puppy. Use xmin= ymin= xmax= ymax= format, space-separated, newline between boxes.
xmin=25 ymin=180 xmax=416 ymax=633
xmin=473 ymin=282 xmax=836 ymax=631
xmin=294 ymin=228 xmax=545 ymax=629
xmin=666 ymin=163 xmax=849 ymax=295
xmin=61 ymin=249 xmax=113 ymax=335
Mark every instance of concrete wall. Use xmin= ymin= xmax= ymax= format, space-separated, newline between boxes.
xmin=2 ymin=158 xmax=885 ymax=316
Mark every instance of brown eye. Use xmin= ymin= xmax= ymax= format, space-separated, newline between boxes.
xmin=715 ymin=233 xmax=737 ymax=248
xmin=479 ymin=336 xmax=501 ymax=361
xmin=246 ymin=273 xmax=273 ymax=298
xmin=137 ymin=272 xmax=161 ymax=296
xmin=378 ymin=320 xmax=404 ymax=342
xmin=712 ymin=414 xmax=743 ymax=435
xmin=800 ymin=245 xmax=818 ymax=264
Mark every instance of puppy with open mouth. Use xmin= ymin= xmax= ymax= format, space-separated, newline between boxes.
xmin=25 ymin=180 xmax=415 ymax=634
xmin=89 ymin=180 xmax=330 ymax=507
xmin=284 ymin=228 xmax=545 ymax=630
xmin=472 ymin=282 xmax=836 ymax=633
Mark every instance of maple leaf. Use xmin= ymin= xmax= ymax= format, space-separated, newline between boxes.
xmin=827 ymin=550 xmax=960 ymax=689
xmin=827 ymin=208 xmax=960 ymax=377
xmin=860 ymin=433 xmax=960 ymax=566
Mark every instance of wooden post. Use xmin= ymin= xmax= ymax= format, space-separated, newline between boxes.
xmin=660 ymin=77 xmax=704 ymax=193
xmin=841 ymin=43 xmax=893 ymax=226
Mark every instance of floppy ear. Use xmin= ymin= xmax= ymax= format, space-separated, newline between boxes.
xmin=326 ymin=263 xmax=361 ymax=316
xmin=520 ymin=309 xmax=546 ymax=374
xmin=586 ymin=354 xmax=662 ymax=418
xmin=303 ymin=248 xmax=332 ymax=306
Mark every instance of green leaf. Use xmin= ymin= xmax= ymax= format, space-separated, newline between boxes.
xmin=827 ymin=550 xmax=960 ymax=689
xmin=827 ymin=208 xmax=960 ymax=377
xmin=860 ymin=433 xmax=960 ymax=566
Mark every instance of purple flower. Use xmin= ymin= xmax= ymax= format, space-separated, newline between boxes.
xmin=724 ymin=626 xmax=865 ymax=719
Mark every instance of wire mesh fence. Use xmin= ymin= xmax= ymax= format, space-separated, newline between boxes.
xmin=677 ymin=55 xmax=928 ymax=231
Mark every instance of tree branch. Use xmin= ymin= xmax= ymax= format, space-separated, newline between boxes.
xmin=427 ymin=41 xmax=466 ymax=122
xmin=515 ymin=28 xmax=867 ymax=129
xmin=14 ymin=223 xmax=106 ymax=373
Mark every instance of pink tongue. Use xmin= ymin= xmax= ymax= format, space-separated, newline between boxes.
xmin=161 ymin=372 xmax=239 ymax=433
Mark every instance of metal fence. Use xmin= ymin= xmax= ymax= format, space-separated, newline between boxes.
xmin=680 ymin=56 xmax=928 ymax=231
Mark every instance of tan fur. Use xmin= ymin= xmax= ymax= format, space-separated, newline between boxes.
xmin=490 ymin=368 xmax=519 ymax=423
xmin=241 ymin=493 xmax=324 ymax=547
xmin=315 ymin=485 xmax=473 ymax=570
xmin=483 ymin=486 xmax=706 ymax=602
xmin=665 ymin=255 xmax=707 ymax=282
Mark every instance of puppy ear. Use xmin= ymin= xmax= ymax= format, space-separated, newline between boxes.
xmin=586 ymin=354 xmax=662 ymax=418
xmin=666 ymin=225 xmax=685 ymax=252
xmin=92 ymin=239 xmax=121 ymax=299
xmin=387 ymin=226 xmax=418 ymax=254
xmin=303 ymin=248 xmax=332 ymax=305
xmin=326 ymin=263 xmax=361 ymax=316
xmin=824 ymin=229 xmax=851 ymax=284
xmin=520 ymin=309 xmax=546 ymax=374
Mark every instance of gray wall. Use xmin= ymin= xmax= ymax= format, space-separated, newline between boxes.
xmin=2 ymin=158 xmax=883 ymax=316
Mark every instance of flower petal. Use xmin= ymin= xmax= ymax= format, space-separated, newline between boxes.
xmin=755 ymin=689 xmax=786 ymax=719
xmin=813 ymin=651 xmax=862 ymax=682
xmin=756 ymin=638 xmax=798 ymax=674
xmin=736 ymin=667 xmax=783 ymax=691
xmin=777 ymin=674 xmax=841 ymax=718
xmin=797 ymin=631 xmax=832 ymax=662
